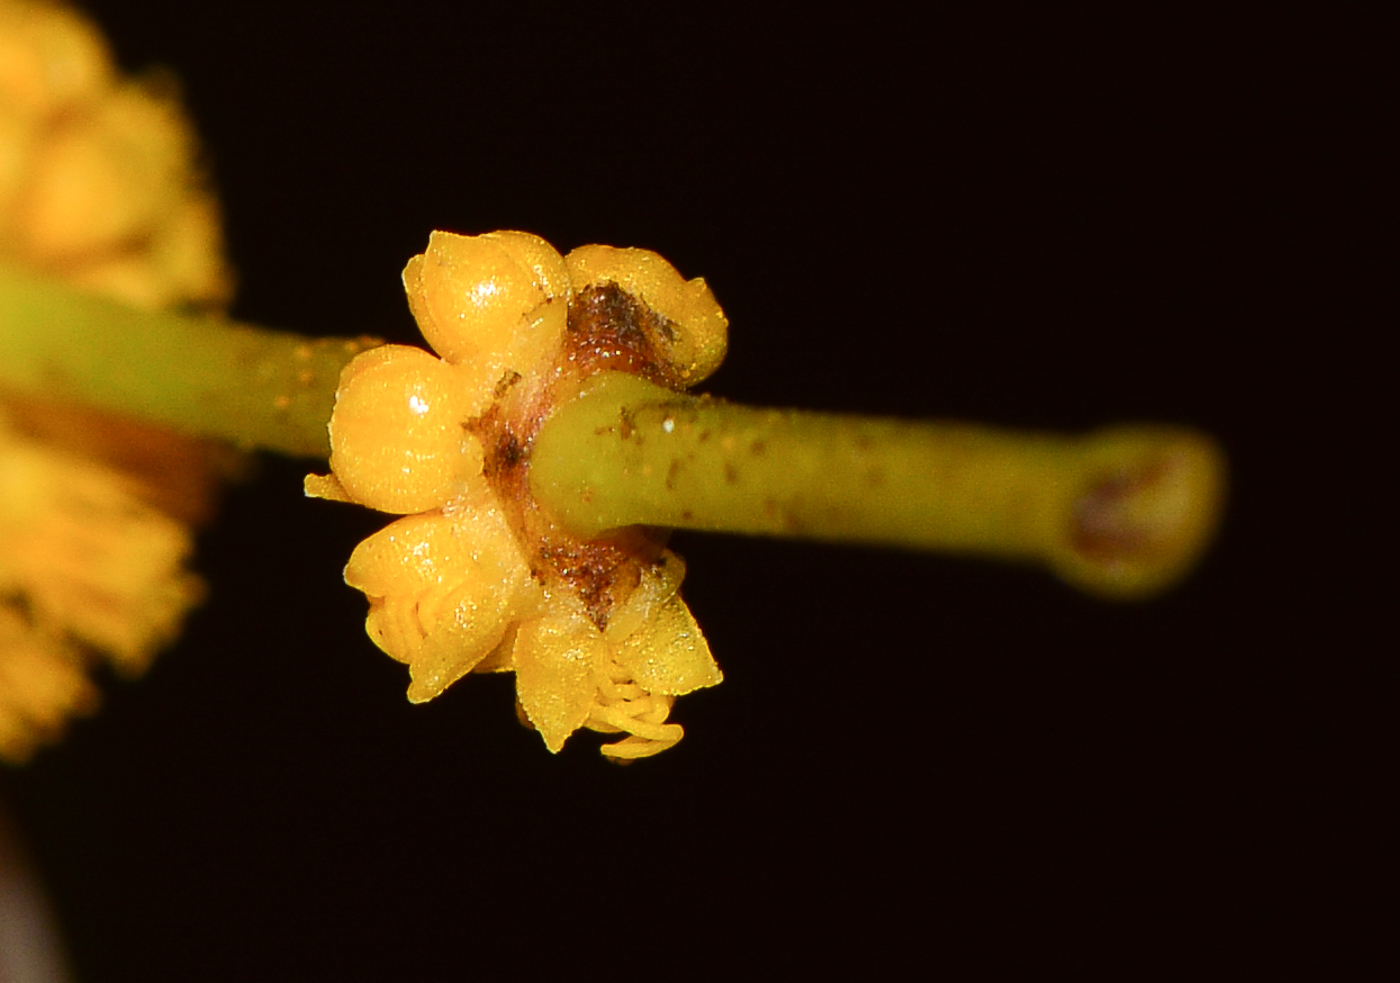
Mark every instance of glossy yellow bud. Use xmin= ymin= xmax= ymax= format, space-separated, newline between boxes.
xmin=403 ymin=229 xmax=567 ymax=367
xmin=565 ymin=244 xmax=728 ymax=384
xmin=328 ymin=344 xmax=485 ymax=515
xmin=481 ymin=229 xmax=572 ymax=303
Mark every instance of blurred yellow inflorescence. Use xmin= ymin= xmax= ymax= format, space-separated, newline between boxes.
xmin=0 ymin=0 xmax=231 ymax=308
xmin=308 ymin=231 xmax=727 ymax=759
xmin=0 ymin=0 xmax=231 ymax=762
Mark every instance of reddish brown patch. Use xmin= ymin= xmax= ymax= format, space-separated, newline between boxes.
xmin=0 ymin=393 xmax=243 ymax=525
xmin=470 ymin=284 xmax=684 ymax=631
xmin=1071 ymin=460 xmax=1166 ymax=561
xmin=563 ymin=284 xmax=684 ymax=390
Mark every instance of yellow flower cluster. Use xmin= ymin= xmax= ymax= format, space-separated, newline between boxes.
xmin=308 ymin=231 xmax=728 ymax=759
xmin=0 ymin=410 xmax=205 ymax=760
xmin=0 ymin=0 xmax=231 ymax=309
xmin=1 ymin=0 xmax=229 ymax=762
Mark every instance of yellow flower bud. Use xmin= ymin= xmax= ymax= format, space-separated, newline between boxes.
xmin=0 ymin=0 xmax=230 ymax=310
xmin=403 ymin=229 xmax=567 ymax=368
xmin=482 ymin=229 xmax=572 ymax=304
xmin=23 ymin=79 xmax=191 ymax=260
xmin=328 ymin=344 xmax=487 ymax=515
xmin=0 ymin=0 xmax=112 ymax=120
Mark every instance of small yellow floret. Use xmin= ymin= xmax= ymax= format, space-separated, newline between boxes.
xmin=317 ymin=230 xmax=728 ymax=757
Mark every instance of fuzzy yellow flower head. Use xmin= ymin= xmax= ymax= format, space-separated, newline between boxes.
xmin=0 ymin=0 xmax=231 ymax=310
xmin=309 ymin=231 xmax=727 ymax=759
xmin=1 ymin=0 xmax=231 ymax=763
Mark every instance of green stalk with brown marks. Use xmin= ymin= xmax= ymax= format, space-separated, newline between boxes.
xmin=529 ymin=372 xmax=1226 ymax=599
xmin=1 ymin=265 xmax=1225 ymax=597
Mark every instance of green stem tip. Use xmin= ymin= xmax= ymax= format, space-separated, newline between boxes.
xmin=531 ymin=373 xmax=1227 ymax=599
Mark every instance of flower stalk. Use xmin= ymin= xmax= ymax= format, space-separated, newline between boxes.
xmin=2 ymin=262 xmax=1225 ymax=599
xmin=531 ymin=372 xmax=1226 ymax=599
xmin=0 ymin=261 xmax=374 ymax=457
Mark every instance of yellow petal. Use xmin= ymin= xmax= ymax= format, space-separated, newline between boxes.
xmin=513 ymin=597 xmax=608 ymax=753
xmin=343 ymin=510 xmax=537 ymax=702
xmin=613 ymin=595 xmax=721 ymax=697
xmin=403 ymin=576 xmax=521 ymax=703
xmin=302 ymin=472 xmax=354 ymax=503
xmin=602 ymin=550 xmax=685 ymax=646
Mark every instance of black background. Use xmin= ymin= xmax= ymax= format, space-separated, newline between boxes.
xmin=2 ymin=3 xmax=1350 ymax=979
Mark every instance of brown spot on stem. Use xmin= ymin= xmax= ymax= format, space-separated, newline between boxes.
xmin=1071 ymin=458 xmax=1174 ymax=562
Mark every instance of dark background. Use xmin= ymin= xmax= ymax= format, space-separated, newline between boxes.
xmin=2 ymin=3 xmax=1347 ymax=979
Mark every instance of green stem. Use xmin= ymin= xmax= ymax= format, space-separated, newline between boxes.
xmin=0 ymin=262 xmax=375 ymax=457
xmin=1 ymin=266 xmax=1226 ymax=597
xmin=531 ymin=373 xmax=1227 ymax=599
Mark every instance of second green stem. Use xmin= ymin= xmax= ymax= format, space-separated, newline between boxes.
xmin=530 ymin=373 xmax=1226 ymax=599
